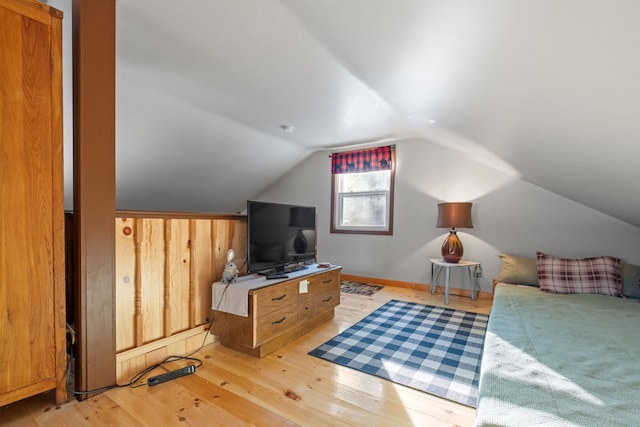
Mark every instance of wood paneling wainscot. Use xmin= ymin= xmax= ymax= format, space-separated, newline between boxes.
xmin=114 ymin=211 xmax=247 ymax=383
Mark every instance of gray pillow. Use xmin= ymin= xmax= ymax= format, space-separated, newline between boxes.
xmin=495 ymin=253 xmax=539 ymax=287
xmin=622 ymin=262 xmax=640 ymax=299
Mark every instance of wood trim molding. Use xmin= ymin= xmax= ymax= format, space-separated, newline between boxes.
xmin=163 ymin=219 xmax=172 ymax=337
xmin=188 ymin=219 xmax=196 ymax=328
xmin=72 ymin=0 xmax=116 ymax=396
xmin=133 ymin=218 xmax=144 ymax=347
xmin=50 ymin=8 xmax=67 ymax=405
xmin=116 ymin=210 xmax=246 ymax=220
xmin=341 ymin=273 xmax=493 ymax=300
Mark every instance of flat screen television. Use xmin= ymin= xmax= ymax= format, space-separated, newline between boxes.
xmin=247 ymin=200 xmax=317 ymax=274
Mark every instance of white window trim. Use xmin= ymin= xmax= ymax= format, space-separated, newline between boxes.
xmin=334 ymin=189 xmax=390 ymax=232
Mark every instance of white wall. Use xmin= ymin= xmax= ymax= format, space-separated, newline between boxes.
xmin=258 ymin=138 xmax=640 ymax=292
xmin=47 ymin=0 xmax=74 ymax=211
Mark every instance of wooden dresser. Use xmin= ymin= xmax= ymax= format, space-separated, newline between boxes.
xmin=212 ymin=266 xmax=341 ymax=358
xmin=0 ymin=0 xmax=66 ymax=406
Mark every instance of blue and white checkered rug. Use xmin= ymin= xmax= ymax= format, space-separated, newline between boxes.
xmin=309 ymin=299 xmax=489 ymax=407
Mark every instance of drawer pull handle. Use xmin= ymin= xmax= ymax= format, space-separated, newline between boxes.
xmin=322 ymin=279 xmax=332 ymax=284
xmin=272 ymin=294 xmax=286 ymax=301
xmin=322 ymin=296 xmax=333 ymax=303
xmin=272 ymin=316 xmax=286 ymax=325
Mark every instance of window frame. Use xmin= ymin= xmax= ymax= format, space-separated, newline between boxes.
xmin=330 ymin=150 xmax=395 ymax=235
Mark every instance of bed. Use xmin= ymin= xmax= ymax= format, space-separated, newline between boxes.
xmin=474 ymin=253 xmax=640 ymax=427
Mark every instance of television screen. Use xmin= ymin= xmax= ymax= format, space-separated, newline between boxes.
xmin=247 ymin=200 xmax=317 ymax=274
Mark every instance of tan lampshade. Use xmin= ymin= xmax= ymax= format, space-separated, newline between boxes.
xmin=436 ymin=202 xmax=473 ymax=229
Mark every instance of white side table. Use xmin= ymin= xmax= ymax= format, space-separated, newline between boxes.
xmin=430 ymin=259 xmax=481 ymax=305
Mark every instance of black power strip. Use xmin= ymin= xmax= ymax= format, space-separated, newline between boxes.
xmin=147 ymin=365 xmax=196 ymax=386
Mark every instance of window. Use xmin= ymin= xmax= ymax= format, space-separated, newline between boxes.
xmin=330 ymin=146 xmax=395 ymax=235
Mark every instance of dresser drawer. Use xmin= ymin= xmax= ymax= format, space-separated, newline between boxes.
xmin=255 ymin=306 xmax=298 ymax=346
xmin=298 ymin=294 xmax=315 ymax=321
xmin=253 ymin=281 xmax=299 ymax=318
xmin=315 ymin=288 xmax=340 ymax=312
xmin=310 ymin=269 xmax=340 ymax=294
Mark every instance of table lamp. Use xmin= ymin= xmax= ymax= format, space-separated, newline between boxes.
xmin=436 ymin=202 xmax=473 ymax=263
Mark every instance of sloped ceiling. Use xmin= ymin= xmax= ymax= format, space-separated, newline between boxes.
xmin=113 ymin=0 xmax=640 ymax=226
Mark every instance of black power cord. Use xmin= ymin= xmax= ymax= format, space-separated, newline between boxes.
xmin=65 ymin=262 xmax=242 ymax=396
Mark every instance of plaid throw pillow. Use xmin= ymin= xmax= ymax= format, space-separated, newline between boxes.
xmin=536 ymin=252 xmax=623 ymax=296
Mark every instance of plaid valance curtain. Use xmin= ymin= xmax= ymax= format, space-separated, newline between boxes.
xmin=331 ymin=145 xmax=393 ymax=174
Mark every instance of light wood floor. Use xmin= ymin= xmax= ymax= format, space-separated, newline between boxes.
xmin=1 ymin=285 xmax=492 ymax=427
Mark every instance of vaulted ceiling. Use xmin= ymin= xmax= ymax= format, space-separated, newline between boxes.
xmin=80 ymin=1 xmax=640 ymax=226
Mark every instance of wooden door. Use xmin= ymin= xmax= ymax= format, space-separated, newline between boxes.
xmin=0 ymin=0 xmax=66 ymax=406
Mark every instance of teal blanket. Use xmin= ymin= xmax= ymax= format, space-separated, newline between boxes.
xmin=474 ymin=284 xmax=640 ymax=426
